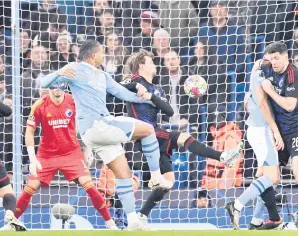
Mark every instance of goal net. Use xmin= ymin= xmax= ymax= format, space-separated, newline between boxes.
xmin=0 ymin=0 xmax=297 ymax=230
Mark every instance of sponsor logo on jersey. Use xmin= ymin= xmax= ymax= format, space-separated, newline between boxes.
xmin=48 ymin=119 xmax=71 ymax=129
xmin=46 ymin=113 xmax=52 ymax=118
xmin=65 ymin=109 xmax=73 ymax=117
xmin=287 ymin=86 xmax=295 ymax=92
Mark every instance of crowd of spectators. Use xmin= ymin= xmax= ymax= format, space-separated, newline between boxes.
xmin=0 ymin=0 xmax=297 ymax=187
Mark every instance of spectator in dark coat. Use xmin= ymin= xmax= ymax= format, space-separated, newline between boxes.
xmin=195 ymin=1 xmax=246 ymax=75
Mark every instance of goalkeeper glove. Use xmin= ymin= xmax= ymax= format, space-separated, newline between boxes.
xmin=27 ymin=146 xmax=42 ymax=177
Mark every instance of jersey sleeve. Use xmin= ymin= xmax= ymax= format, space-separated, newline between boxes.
xmin=285 ymin=67 xmax=298 ymax=99
xmin=27 ymin=100 xmax=43 ymax=128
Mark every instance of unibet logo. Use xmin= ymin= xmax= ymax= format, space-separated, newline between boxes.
xmin=48 ymin=119 xmax=71 ymax=129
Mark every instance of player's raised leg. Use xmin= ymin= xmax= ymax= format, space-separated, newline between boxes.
xmin=81 ymin=118 xmax=151 ymax=230
xmin=176 ymin=133 xmax=243 ymax=167
xmin=132 ymin=120 xmax=173 ymax=190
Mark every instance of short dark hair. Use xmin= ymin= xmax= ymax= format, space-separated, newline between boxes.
xmin=78 ymin=40 xmax=101 ymax=61
xmin=267 ymin=42 xmax=288 ymax=54
xmin=129 ymin=50 xmax=154 ymax=74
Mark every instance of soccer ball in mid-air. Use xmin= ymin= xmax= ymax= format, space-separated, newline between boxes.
xmin=183 ymin=75 xmax=208 ymax=98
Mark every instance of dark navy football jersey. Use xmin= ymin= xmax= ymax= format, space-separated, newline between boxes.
xmin=122 ymin=75 xmax=166 ymax=128
xmin=263 ymin=64 xmax=298 ymax=136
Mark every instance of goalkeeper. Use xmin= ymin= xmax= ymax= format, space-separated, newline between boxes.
xmin=12 ymin=84 xmax=118 ymax=230
xmin=121 ymin=50 xmax=243 ymax=223
xmin=40 ymin=40 xmax=172 ymax=230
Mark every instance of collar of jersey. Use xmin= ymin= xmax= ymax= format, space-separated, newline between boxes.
xmin=80 ymin=62 xmax=98 ymax=71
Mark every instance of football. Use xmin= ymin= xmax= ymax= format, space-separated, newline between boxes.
xmin=183 ymin=75 xmax=208 ymax=98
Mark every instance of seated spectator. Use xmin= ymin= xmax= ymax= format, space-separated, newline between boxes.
xmin=102 ymin=31 xmax=129 ymax=83
xmin=21 ymin=45 xmax=51 ymax=117
xmin=86 ymin=8 xmax=117 ymax=45
xmin=131 ymin=11 xmax=159 ymax=53
xmin=195 ymin=0 xmax=246 ymax=76
xmin=32 ymin=14 xmax=68 ymax=56
xmin=50 ymin=33 xmax=75 ymax=70
xmin=154 ymin=0 xmax=199 ymax=48
xmin=0 ymin=94 xmax=13 ymax=176
xmin=188 ymin=40 xmax=228 ymax=121
xmin=25 ymin=0 xmax=67 ymax=38
xmin=152 ymin=28 xmax=171 ymax=76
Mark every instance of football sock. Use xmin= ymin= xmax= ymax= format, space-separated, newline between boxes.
xmin=3 ymin=193 xmax=16 ymax=212
xmin=260 ymin=186 xmax=280 ymax=221
xmin=141 ymin=133 xmax=161 ymax=176
xmin=234 ymin=175 xmax=272 ymax=211
xmin=115 ymin=178 xmax=138 ymax=224
xmin=14 ymin=185 xmax=36 ymax=218
xmin=83 ymin=182 xmax=111 ymax=221
xmin=184 ymin=136 xmax=221 ymax=161
xmin=140 ymin=188 xmax=169 ymax=217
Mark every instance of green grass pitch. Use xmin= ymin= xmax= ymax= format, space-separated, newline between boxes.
xmin=2 ymin=230 xmax=298 ymax=236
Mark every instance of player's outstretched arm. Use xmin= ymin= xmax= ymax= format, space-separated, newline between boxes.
xmin=0 ymin=101 xmax=12 ymax=117
xmin=262 ymin=79 xmax=297 ymax=112
xmin=105 ymin=72 xmax=151 ymax=104
xmin=142 ymin=91 xmax=174 ymax=117
xmin=41 ymin=65 xmax=76 ymax=88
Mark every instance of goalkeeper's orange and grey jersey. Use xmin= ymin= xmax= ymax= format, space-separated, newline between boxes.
xmin=121 ymin=75 xmax=174 ymax=128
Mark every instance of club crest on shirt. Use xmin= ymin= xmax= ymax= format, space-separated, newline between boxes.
xmin=65 ymin=109 xmax=73 ymax=117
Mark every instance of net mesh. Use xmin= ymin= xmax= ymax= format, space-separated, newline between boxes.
xmin=0 ymin=0 xmax=297 ymax=230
